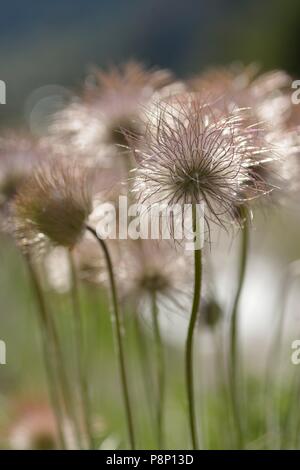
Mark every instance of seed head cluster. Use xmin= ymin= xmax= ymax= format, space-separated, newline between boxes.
xmin=0 ymin=61 xmax=298 ymax=281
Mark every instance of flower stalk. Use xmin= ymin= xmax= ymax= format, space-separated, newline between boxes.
xmin=86 ymin=225 xmax=136 ymax=449
xmin=133 ymin=310 xmax=156 ymax=430
xmin=26 ymin=256 xmax=67 ymax=449
xmin=185 ymin=204 xmax=202 ymax=450
xmin=69 ymin=251 xmax=94 ymax=449
xmin=151 ymin=291 xmax=165 ymax=449
xmin=26 ymin=255 xmax=83 ymax=449
xmin=229 ymin=205 xmax=249 ymax=449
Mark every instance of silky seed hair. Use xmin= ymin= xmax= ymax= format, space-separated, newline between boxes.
xmin=0 ymin=133 xmax=41 ymax=213
xmin=190 ymin=66 xmax=292 ymax=131
xmin=131 ymin=93 xmax=273 ymax=230
xmin=12 ymin=159 xmax=92 ymax=253
xmin=49 ymin=62 xmax=174 ymax=168
xmin=118 ymin=239 xmax=191 ymax=312
xmin=86 ymin=62 xmax=173 ymax=149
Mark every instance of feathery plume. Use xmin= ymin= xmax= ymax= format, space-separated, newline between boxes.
xmin=118 ymin=239 xmax=190 ymax=312
xmin=190 ymin=66 xmax=292 ymax=130
xmin=49 ymin=62 xmax=174 ymax=168
xmin=131 ymin=93 xmax=273 ymax=229
xmin=12 ymin=160 xmax=92 ymax=252
xmin=0 ymin=133 xmax=41 ymax=222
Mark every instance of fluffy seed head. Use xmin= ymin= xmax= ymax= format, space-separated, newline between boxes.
xmin=13 ymin=160 xmax=92 ymax=252
xmin=191 ymin=66 xmax=292 ymax=131
xmin=49 ymin=62 xmax=174 ymax=166
xmin=132 ymin=94 xmax=273 ymax=227
xmin=118 ymin=240 xmax=190 ymax=311
xmin=8 ymin=403 xmax=58 ymax=450
xmin=0 ymin=133 xmax=41 ymax=213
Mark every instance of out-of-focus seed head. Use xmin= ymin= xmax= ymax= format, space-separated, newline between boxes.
xmin=7 ymin=400 xmax=78 ymax=450
xmin=118 ymin=239 xmax=191 ymax=311
xmin=12 ymin=160 xmax=92 ymax=253
xmin=0 ymin=133 xmax=41 ymax=217
xmin=191 ymin=66 xmax=293 ymax=131
xmin=8 ymin=403 xmax=58 ymax=450
xmin=199 ymin=298 xmax=223 ymax=329
xmin=49 ymin=62 xmax=174 ymax=169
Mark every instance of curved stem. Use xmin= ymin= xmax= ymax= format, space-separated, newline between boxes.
xmin=86 ymin=225 xmax=136 ymax=449
xmin=185 ymin=205 xmax=202 ymax=450
xmin=265 ymin=265 xmax=300 ymax=448
xmin=69 ymin=252 xmax=94 ymax=449
xmin=151 ymin=292 xmax=165 ymax=449
xmin=47 ymin=306 xmax=83 ymax=449
xmin=27 ymin=256 xmax=83 ymax=449
xmin=229 ymin=207 xmax=249 ymax=449
xmin=26 ymin=257 xmax=66 ymax=449
xmin=212 ymin=326 xmax=232 ymax=448
xmin=264 ymin=279 xmax=287 ymax=447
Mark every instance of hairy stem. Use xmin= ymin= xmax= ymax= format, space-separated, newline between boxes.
xmin=265 ymin=265 xmax=299 ymax=448
xmin=69 ymin=252 xmax=94 ymax=449
xmin=229 ymin=207 xmax=249 ymax=449
xmin=48 ymin=307 xmax=83 ymax=449
xmin=133 ymin=311 xmax=156 ymax=430
xmin=26 ymin=256 xmax=66 ymax=449
xmin=185 ymin=204 xmax=202 ymax=450
xmin=27 ymin=256 xmax=83 ymax=448
xmin=151 ymin=292 xmax=165 ymax=449
xmin=86 ymin=225 xmax=136 ymax=449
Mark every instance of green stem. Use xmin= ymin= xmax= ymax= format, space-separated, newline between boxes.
xmin=69 ymin=252 xmax=94 ymax=449
xmin=151 ymin=292 xmax=165 ymax=449
xmin=185 ymin=205 xmax=202 ymax=450
xmin=133 ymin=311 xmax=156 ymax=430
xmin=266 ymin=265 xmax=300 ymax=448
xmin=28 ymin=256 xmax=83 ymax=449
xmin=86 ymin=226 xmax=136 ymax=449
xmin=264 ymin=281 xmax=287 ymax=448
xmin=229 ymin=206 xmax=249 ymax=449
xmin=26 ymin=257 xmax=66 ymax=449
xmin=212 ymin=326 xmax=232 ymax=448
xmin=47 ymin=306 xmax=83 ymax=449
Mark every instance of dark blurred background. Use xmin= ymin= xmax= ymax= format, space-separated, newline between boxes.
xmin=1 ymin=0 xmax=300 ymax=127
